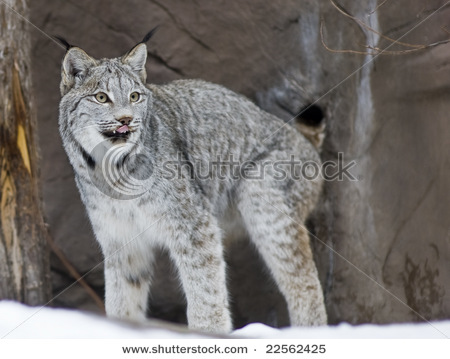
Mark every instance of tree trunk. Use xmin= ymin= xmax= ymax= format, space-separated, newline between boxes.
xmin=0 ymin=0 xmax=51 ymax=304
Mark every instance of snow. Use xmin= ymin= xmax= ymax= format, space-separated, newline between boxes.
xmin=0 ymin=301 xmax=206 ymax=339
xmin=1 ymin=300 xmax=449 ymax=339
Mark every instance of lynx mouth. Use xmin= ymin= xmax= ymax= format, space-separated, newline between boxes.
xmin=116 ymin=125 xmax=129 ymax=134
xmin=102 ymin=125 xmax=132 ymax=140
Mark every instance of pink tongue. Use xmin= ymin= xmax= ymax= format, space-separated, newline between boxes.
xmin=116 ymin=125 xmax=129 ymax=134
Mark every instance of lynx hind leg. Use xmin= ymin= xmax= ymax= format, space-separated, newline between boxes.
xmin=237 ymin=182 xmax=327 ymax=326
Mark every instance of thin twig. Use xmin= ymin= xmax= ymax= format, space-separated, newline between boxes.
xmin=330 ymin=0 xmax=424 ymax=49
xmin=441 ymin=25 xmax=450 ymax=36
xmin=320 ymin=19 xmax=375 ymax=55
xmin=364 ymin=38 xmax=450 ymax=55
xmin=369 ymin=0 xmax=390 ymax=15
xmin=47 ymin=236 xmax=105 ymax=313
xmin=321 ymin=0 xmax=450 ymax=55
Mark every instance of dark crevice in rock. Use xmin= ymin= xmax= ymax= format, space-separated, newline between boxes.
xmin=149 ymin=0 xmax=214 ymax=52
xmin=148 ymin=52 xmax=186 ymax=76
xmin=296 ymin=104 xmax=325 ymax=127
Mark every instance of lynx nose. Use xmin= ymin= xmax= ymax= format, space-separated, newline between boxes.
xmin=118 ymin=116 xmax=133 ymax=125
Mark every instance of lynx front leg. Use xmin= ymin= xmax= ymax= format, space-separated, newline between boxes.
xmin=103 ymin=249 xmax=152 ymax=322
xmin=169 ymin=216 xmax=232 ymax=333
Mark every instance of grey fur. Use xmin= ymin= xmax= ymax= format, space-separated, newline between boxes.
xmin=58 ymin=41 xmax=327 ymax=333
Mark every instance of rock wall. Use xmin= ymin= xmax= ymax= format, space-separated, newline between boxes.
xmin=30 ymin=0 xmax=449 ymax=327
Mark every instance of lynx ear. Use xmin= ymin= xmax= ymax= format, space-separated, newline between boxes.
xmin=122 ymin=43 xmax=148 ymax=83
xmin=121 ymin=27 xmax=158 ymax=83
xmin=61 ymin=47 xmax=97 ymax=96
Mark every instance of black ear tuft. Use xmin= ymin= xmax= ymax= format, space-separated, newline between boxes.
xmin=141 ymin=26 xmax=159 ymax=44
xmin=54 ymin=36 xmax=75 ymax=51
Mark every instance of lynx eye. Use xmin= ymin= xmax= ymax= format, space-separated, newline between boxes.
xmin=130 ymin=92 xmax=140 ymax=102
xmin=95 ymin=92 xmax=109 ymax=103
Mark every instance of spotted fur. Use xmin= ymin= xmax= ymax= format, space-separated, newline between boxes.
xmin=58 ymin=40 xmax=327 ymax=333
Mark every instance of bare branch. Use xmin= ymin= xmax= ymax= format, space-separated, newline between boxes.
xmin=320 ymin=19 xmax=375 ymax=55
xmin=441 ymin=25 xmax=450 ymax=36
xmin=330 ymin=0 xmax=423 ymax=49
xmin=47 ymin=237 xmax=105 ymax=313
xmin=321 ymin=0 xmax=450 ymax=55
xmin=369 ymin=0 xmax=390 ymax=15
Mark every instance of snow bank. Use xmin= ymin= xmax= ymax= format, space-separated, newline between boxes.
xmin=1 ymin=301 xmax=449 ymax=339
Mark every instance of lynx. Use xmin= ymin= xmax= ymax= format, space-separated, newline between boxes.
xmin=57 ymin=30 xmax=327 ymax=333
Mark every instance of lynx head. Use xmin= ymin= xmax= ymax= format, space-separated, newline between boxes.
xmin=58 ymin=30 xmax=156 ymax=154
